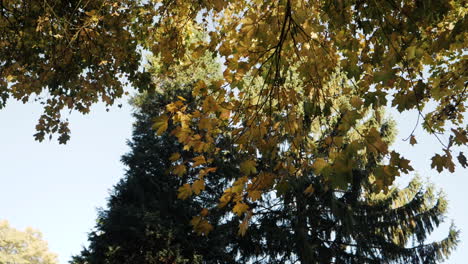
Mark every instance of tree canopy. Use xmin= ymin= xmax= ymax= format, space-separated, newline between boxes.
xmin=72 ymin=52 xmax=458 ymax=263
xmin=1 ymin=0 xmax=466 ymax=243
xmin=0 ymin=220 xmax=58 ymax=264
xmin=1 ymin=0 xmax=466 ymax=160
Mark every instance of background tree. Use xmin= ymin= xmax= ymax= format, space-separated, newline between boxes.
xmin=70 ymin=51 xmax=244 ymax=264
xmin=231 ymin=116 xmax=459 ymax=264
xmin=0 ymin=220 xmax=58 ymax=264
xmin=206 ymin=69 xmax=460 ymax=263
xmin=72 ymin=58 xmax=458 ymax=263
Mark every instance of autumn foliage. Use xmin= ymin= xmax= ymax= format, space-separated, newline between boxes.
xmin=1 ymin=0 xmax=467 ymax=256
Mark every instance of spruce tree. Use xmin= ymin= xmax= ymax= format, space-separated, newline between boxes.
xmin=71 ymin=55 xmax=458 ymax=263
xmin=230 ymin=114 xmax=459 ymax=264
xmin=70 ymin=52 xmax=240 ymax=264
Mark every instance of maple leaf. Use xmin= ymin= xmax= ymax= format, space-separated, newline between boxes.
xmin=177 ymin=184 xmax=193 ymax=200
xmin=200 ymin=208 xmax=209 ymax=217
xmin=365 ymin=127 xmax=388 ymax=154
xmin=199 ymin=167 xmax=217 ymax=177
xmin=198 ymin=117 xmax=213 ymax=130
xmin=152 ymin=115 xmax=169 ymax=135
xmin=390 ymin=151 xmax=414 ymax=174
xmin=247 ymin=190 xmax=262 ymax=202
xmin=303 ymin=184 xmax=315 ymax=196
xmin=373 ymin=165 xmax=397 ymax=193
xmin=190 ymin=216 xmax=213 ymax=235
xmin=218 ymin=191 xmax=233 ymax=208
xmin=350 ymin=96 xmax=363 ymax=108
xmin=457 ymin=152 xmax=467 ymax=169
xmin=192 ymin=179 xmax=205 ymax=195
xmin=240 ymin=160 xmax=257 ymax=176
xmin=169 ymin=152 xmax=181 ymax=162
xmin=173 ymin=164 xmax=187 ymax=177
xmin=192 ymin=156 xmax=207 ymax=167
xmin=233 ymin=202 xmax=249 ymax=217
xmin=452 ymin=128 xmax=468 ymax=145
xmin=312 ymin=158 xmax=328 ymax=174
xmin=431 ymin=154 xmax=445 ymax=173
xmin=238 ymin=210 xmax=253 ymax=237
xmin=431 ymin=152 xmax=455 ymax=173
xmin=238 ymin=219 xmax=249 ymax=237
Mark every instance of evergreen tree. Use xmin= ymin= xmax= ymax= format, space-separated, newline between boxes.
xmin=71 ymin=56 xmax=458 ymax=263
xmin=230 ymin=114 xmax=459 ymax=264
xmin=70 ymin=52 xmax=240 ymax=264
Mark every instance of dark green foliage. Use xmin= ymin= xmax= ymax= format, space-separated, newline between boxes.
xmin=71 ymin=63 xmax=457 ymax=264
xmin=71 ymin=94 xmax=458 ymax=264
xmin=239 ymin=175 xmax=458 ymax=264
xmin=231 ymin=120 xmax=459 ymax=264
xmin=70 ymin=90 xmax=238 ymax=264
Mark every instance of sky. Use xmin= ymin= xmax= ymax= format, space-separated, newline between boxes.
xmin=0 ymin=96 xmax=467 ymax=264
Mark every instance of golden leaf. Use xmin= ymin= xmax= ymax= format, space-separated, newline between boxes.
xmin=192 ymin=155 xmax=207 ymax=167
xmin=312 ymin=158 xmax=328 ymax=174
xmin=152 ymin=115 xmax=168 ymax=135
xmin=177 ymin=184 xmax=192 ymax=200
xmin=303 ymin=184 xmax=315 ymax=196
xmin=173 ymin=164 xmax=187 ymax=177
xmin=169 ymin=152 xmax=181 ymax=162
xmin=192 ymin=179 xmax=205 ymax=195
xmin=240 ymin=160 xmax=257 ymax=175
xmin=233 ymin=202 xmax=249 ymax=217
xmin=248 ymin=190 xmax=262 ymax=201
xmin=190 ymin=216 xmax=213 ymax=235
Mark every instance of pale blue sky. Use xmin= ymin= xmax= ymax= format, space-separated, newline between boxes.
xmin=0 ymin=95 xmax=466 ymax=264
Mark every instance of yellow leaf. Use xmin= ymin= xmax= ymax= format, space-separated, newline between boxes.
xmin=248 ymin=190 xmax=262 ymax=201
xmin=312 ymin=158 xmax=328 ymax=174
xmin=303 ymin=184 xmax=315 ymax=196
xmin=238 ymin=218 xmax=249 ymax=236
xmin=350 ymin=96 xmax=363 ymax=108
xmin=169 ymin=152 xmax=181 ymax=162
xmin=166 ymin=100 xmax=184 ymax=113
xmin=406 ymin=46 xmax=416 ymax=60
xmin=238 ymin=210 xmax=252 ymax=236
xmin=199 ymin=167 xmax=217 ymax=177
xmin=198 ymin=117 xmax=213 ymax=130
xmin=219 ymin=109 xmax=230 ymax=120
xmin=200 ymin=208 xmax=209 ymax=217
xmin=366 ymin=127 xmax=388 ymax=153
xmin=233 ymin=202 xmax=249 ymax=216
xmin=192 ymin=156 xmax=207 ymax=167
xmin=240 ymin=160 xmax=257 ymax=175
xmin=152 ymin=115 xmax=168 ymax=135
xmin=190 ymin=216 xmax=213 ymax=235
xmin=178 ymin=184 xmax=192 ymax=200
xmin=177 ymin=96 xmax=187 ymax=101
xmin=193 ymin=80 xmax=206 ymax=96
xmin=192 ymin=179 xmax=205 ymax=195
xmin=173 ymin=164 xmax=186 ymax=177
xmin=6 ymin=75 xmax=15 ymax=82
xmin=232 ymin=176 xmax=247 ymax=193
xmin=218 ymin=191 xmax=233 ymax=208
